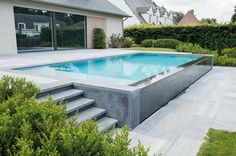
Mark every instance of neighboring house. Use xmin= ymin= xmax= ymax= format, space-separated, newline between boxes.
xmin=108 ymin=0 xmax=174 ymax=27
xmin=178 ymin=10 xmax=200 ymax=25
xmin=15 ymin=13 xmax=66 ymax=37
xmin=0 ymin=0 xmax=130 ymax=54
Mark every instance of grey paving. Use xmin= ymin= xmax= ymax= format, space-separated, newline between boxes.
xmin=130 ymin=67 xmax=236 ymax=156
xmin=37 ymin=89 xmax=84 ymax=102
xmin=97 ymin=117 xmax=118 ymax=133
xmin=66 ymin=98 xmax=95 ymax=114
xmin=67 ymin=107 xmax=106 ymax=124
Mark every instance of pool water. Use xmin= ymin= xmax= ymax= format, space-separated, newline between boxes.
xmin=18 ymin=53 xmax=200 ymax=85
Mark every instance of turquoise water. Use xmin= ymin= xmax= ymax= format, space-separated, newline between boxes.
xmin=18 ymin=53 xmax=200 ymax=85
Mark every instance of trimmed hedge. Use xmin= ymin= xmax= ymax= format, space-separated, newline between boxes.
xmin=124 ymin=24 xmax=236 ymax=51
xmin=93 ymin=28 xmax=106 ymax=49
xmin=141 ymin=39 xmax=181 ymax=49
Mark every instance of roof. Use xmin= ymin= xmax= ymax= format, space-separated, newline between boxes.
xmin=178 ymin=10 xmax=200 ymax=25
xmin=31 ymin=0 xmax=130 ymax=17
xmin=137 ymin=7 xmax=150 ymax=13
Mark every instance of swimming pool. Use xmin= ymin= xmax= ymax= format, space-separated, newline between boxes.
xmin=14 ymin=52 xmax=213 ymax=128
xmin=18 ymin=53 xmax=201 ymax=85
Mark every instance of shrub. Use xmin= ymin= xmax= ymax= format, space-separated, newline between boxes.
xmin=176 ymin=43 xmax=212 ymax=54
xmin=176 ymin=43 xmax=219 ymax=64
xmin=154 ymin=39 xmax=181 ymax=49
xmin=122 ymin=37 xmax=135 ymax=48
xmin=109 ymin=34 xmax=123 ymax=48
xmin=0 ymin=76 xmax=149 ymax=156
xmin=141 ymin=39 xmax=155 ymax=47
xmin=221 ymin=48 xmax=236 ymax=58
xmin=108 ymin=34 xmax=134 ymax=48
xmin=0 ymin=76 xmax=40 ymax=103
xmin=93 ymin=28 xmax=106 ymax=49
xmin=217 ymin=56 xmax=236 ymax=66
xmin=124 ymin=24 xmax=236 ymax=51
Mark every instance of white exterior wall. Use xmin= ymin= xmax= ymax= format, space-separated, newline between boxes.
xmin=106 ymin=16 xmax=123 ymax=37
xmin=0 ymin=0 xmax=124 ymax=54
xmin=0 ymin=1 xmax=17 ymax=54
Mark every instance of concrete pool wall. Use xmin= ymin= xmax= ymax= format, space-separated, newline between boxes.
xmin=73 ymin=55 xmax=214 ymax=128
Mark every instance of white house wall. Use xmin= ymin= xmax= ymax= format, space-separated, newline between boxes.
xmin=0 ymin=1 xmax=17 ymax=54
xmin=0 ymin=0 xmax=124 ymax=54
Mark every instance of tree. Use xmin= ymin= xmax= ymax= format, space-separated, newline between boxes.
xmin=232 ymin=6 xmax=236 ymax=23
xmin=172 ymin=11 xmax=184 ymax=24
xmin=232 ymin=13 xmax=236 ymax=23
xmin=200 ymin=18 xmax=217 ymax=24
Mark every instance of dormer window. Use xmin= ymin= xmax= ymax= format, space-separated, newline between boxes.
xmin=18 ymin=23 xmax=26 ymax=29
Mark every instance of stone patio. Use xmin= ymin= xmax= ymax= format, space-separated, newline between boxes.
xmin=130 ymin=66 xmax=236 ymax=156
xmin=0 ymin=50 xmax=236 ymax=156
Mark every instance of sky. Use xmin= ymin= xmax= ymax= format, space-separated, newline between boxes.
xmin=154 ymin=0 xmax=235 ymax=23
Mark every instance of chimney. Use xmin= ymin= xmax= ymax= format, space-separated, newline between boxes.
xmin=190 ymin=10 xmax=194 ymax=14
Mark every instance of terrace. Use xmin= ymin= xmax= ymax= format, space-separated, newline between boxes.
xmin=0 ymin=49 xmax=235 ymax=155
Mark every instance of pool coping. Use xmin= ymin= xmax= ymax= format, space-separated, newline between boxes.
xmin=6 ymin=51 xmax=214 ymax=90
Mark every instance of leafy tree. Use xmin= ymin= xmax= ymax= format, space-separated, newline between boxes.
xmin=232 ymin=13 xmax=236 ymax=23
xmin=200 ymin=18 xmax=217 ymax=24
xmin=172 ymin=11 xmax=184 ymax=24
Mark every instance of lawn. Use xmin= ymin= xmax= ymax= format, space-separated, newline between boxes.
xmin=198 ymin=129 xmax=236 ymax=156
xmin=125 ymin=47 xmax=176 ymax=52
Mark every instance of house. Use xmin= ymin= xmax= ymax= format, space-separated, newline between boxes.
xmin=108 ymin=0 xmax=174 ymax=27
xmin=0 ymin=0 xmax=130 ymax=54
xmin=178 ymin=10 xmax=200 ymax=25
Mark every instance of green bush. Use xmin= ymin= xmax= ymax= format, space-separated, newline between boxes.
xmin=0 ymin=76 xmax=149 ymax=156
xmin=93 ymin=28 xmax=106 ymax=49
xmin=216 ymin=55 xmax=236 ymax=66
xmin=154 ymin=39 xmax=181 ymax=49
xmin=141 ymin=39 xmax=155 ymax=47
xmin=176 ymin=43 xmax=219 ymax=64
xmin=0 ymin=76 xmax=40 ymax=103
xmin=124 ymin=24 xmax=236 ymax=51
xmin=221 ymin=48 xmax=236 ymax=58
xmin=122 ymin=37 xmax=135 ymax=48
xmin=108 ymin=34 xmax=134 ymax=48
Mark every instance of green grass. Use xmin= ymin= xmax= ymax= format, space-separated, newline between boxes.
xmin=125 ymin=47 xmax=176 ymax=52
xmin=198 ymin=129 xmax=236 ymax=156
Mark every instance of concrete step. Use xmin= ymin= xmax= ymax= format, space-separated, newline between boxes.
xmin=38 ymin=82 xmax=73 ymax=98
xmin=97 ymin=117 xmax=118 ymax=133
xmin=67 ymin=107 xmax=106 ymax=124
xmin=37 ymin=89 xmax=84 ymax=103
xmin=66 ymin=98 xmax=95 ymax=114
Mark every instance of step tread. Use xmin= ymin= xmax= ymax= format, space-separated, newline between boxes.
xmin=66 ymin=98 xmax=95 ymax=114
xmin=67 ymin=107 xmax=106 ymax=124
xmin=39 ymin=82 xmax=73 ymax=94
xmin=97 ymin=117 xmax=118 ymax=133
xmin=38 ymin=89 xmax=83 ymax=102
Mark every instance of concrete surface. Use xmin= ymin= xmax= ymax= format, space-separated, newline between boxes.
xmin=130 ymin=66 xmax=236 ymax=156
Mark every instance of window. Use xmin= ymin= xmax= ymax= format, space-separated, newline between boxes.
xmin=18 ymin=23 xmax=26 ymax=29
xmin=14 ymin=6 xmax=86 ymax=52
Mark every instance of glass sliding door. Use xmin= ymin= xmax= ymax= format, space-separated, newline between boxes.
xmin=55 ymin=12 xmax=86 ymax=49
xmin=13 ymin=7 xmax=87 ymax=52
xmin=14 ymin=7 xmax=53 ymax=52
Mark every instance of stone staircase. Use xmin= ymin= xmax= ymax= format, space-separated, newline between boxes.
xmin=37 ymin=82 xmax=118 ymax=133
